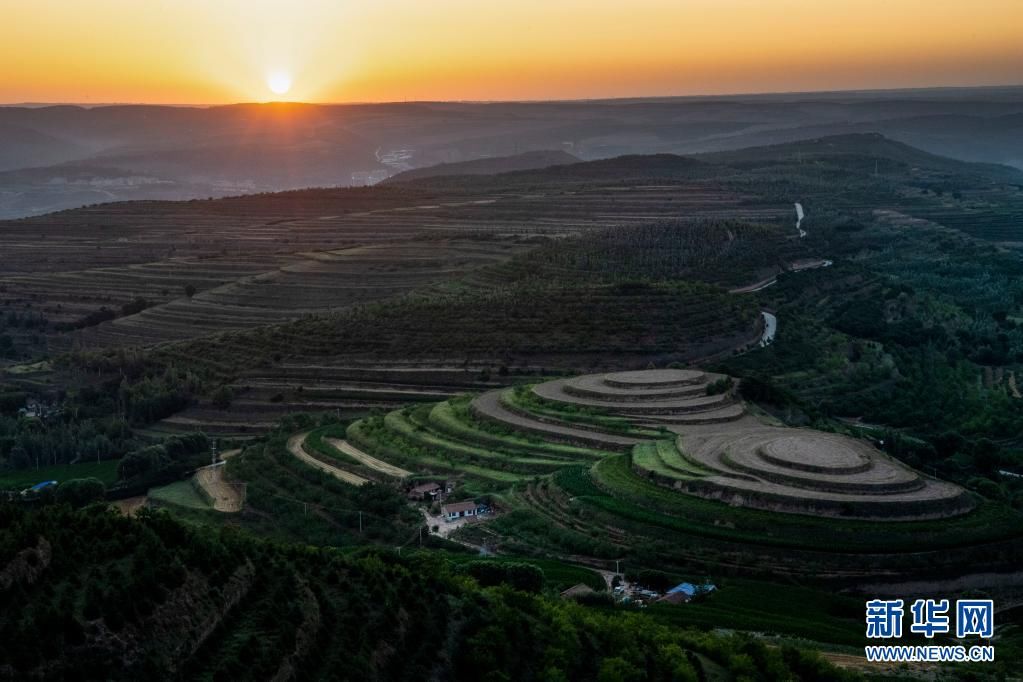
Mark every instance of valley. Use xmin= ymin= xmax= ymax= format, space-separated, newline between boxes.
xmin=4 ymin=132 xmax=1023 ymax=678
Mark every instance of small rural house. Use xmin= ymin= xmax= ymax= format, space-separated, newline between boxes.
xmin=442 ymin=500 xmax=479 ymax=521
xmin=407 ymin=482 xmax=442 ymax=501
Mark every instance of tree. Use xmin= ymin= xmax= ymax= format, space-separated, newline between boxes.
xmin=121 ymin=298 xmax=149 ymax=316
xmin=211 ymin=386 xmax=234 ymax=410
xmin=55 ymin=478 xmax=106 ymax=508
xmin=597 ymin=657 xmax=643 ymax=682
xmin=183 ymin=284 xmax=196 ymax=298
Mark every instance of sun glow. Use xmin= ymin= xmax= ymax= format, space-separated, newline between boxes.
xmin=2 ymin=1 xmax=1022 ymax=103
xmin=267 ymin=70 xmax=292 ymax=97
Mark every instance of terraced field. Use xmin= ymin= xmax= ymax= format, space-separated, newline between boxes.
xmin=346 ymin=368 xmax=973 ymax=522
xmin=655 ymin=418 xmax=972 ymax=520
xmin=339 ymin=368 xmax=1023 ymax=585
xmin=143 ymin=362 xmax=507 ymax=441
xmin=1 ymin=179 xmax=784 ymax=351
xmin=1 ymin=171 xmax=786 ymax=440
xmin=285 ymin=431 xmax=369 ymax=486
xmin=344 ymin=395 xmax=614 ymax=489
xmin=60 ymin=240 xmax=521 ymax=350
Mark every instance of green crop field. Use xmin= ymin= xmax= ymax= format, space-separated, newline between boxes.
xmin=437 ymin=552 xmax=607 ymax=593
xmin=148 ymin=479 xmax=211 ymax=510
xmin=640 ymin=578 xmax=866 ymax=647
xmin=0 ymin=460 xmax=119 ymax=489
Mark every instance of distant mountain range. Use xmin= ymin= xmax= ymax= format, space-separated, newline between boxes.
xmin=1 ymin=86 xmax=1022 ymax=219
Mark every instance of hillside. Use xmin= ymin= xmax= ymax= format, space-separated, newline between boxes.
xmin=0 ymin=123 xmax=88 ymax=172
xmin=0 ymin=503 xmax=856 ymax=681
xmin=394 ymin=153 xmax=722 ymax=191
xmin=700 ymin=133 xmax=1023 ymax=182
xmin=6 ymin=133 xmax=1023 ymax=444
xmin=2 ymin=134 xmax=1023 ymax=678
xmin=383 ymin=150 xmax=578 ymax=183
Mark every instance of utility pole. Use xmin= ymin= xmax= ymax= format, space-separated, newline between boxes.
xmin=359 ymin=511 xmax=363 ymax=534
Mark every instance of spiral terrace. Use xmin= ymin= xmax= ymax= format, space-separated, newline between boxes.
xmin=493 ymin=369 xmax=973 ymax=520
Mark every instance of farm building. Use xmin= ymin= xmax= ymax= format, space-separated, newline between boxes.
xmin=657 ymin=582 xmax=717 ymax=604
xmin=442 ymin=500 xmax=480 ymax=521
xmin=560 ymin=583 xmax=596 ymax=600
xmin=657 ymin=591 xmax=690 ymax=605
xmin=407 ymin=482 xmax=442 ymax=501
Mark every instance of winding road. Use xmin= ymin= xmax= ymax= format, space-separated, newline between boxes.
xmin=759 ymin=311 xmax=777 ymax=347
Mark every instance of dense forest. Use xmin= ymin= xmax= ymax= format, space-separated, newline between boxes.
xmin=720 ymin=204 xmax=1023 ymax=496
xmin=0 ymin=503 xmax=857 ymax=681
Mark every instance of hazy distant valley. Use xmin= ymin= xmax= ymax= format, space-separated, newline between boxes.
xmin=3 ymin=86 xmax=1023 ymax=219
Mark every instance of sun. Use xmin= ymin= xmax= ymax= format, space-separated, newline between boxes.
xmin=266 ymin=70 xmax=292 ymax=96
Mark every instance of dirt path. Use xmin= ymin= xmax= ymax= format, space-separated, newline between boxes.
xmin=111 ymin=496 xmax=148 ymax=517
xmin=729 ymin=276 xmax=778 ymax=294
xmin=286 ymin=431 xmax=369 ymax=486
xmin=325 ymin=438 xmax=411 ymax=478
xmin=819 ymin=651 xmax=924 ymax=675
xmin=1009 ymin=371 xmax=1022 ymax=399
xmin=194 ymin=464 xmax=244 ymax=512
xmin=423 ymin=508 xmax=473 ymax=538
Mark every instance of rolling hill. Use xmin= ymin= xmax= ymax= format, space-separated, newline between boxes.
xmin=384 ymin=149 xmax=579 ymax=183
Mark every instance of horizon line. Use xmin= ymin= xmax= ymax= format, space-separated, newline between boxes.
xmin=3 ymin=82 xmax=1023 ymax=109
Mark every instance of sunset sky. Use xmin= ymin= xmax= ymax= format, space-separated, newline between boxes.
xmin=4 ymin=0 xmax=1023 ymax=104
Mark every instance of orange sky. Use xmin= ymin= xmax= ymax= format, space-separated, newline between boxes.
xmin=4 ymin=0 xmax=1022 ymax=104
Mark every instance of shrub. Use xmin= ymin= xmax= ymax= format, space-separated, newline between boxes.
xmin=120 ymin=298 xmax=149 ymax=316
xmin=211 ymin=386 xmax=234 ymax=409
xmin=705 ymin=377 xmax=733 ymax=395
xmin=462 ymin=561 xmax=545 ymax=593
xmin=55 ymin=478 xmax=106 ymax=508
xmin=738 ymin=376 xmax=792 ymax=406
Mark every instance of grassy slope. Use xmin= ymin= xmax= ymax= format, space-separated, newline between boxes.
xmin=0 ymin=460 xmax=119 ymax=488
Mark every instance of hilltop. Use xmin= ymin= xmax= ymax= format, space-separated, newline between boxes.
xmin=699 ymin=132 xmax=1023 ymax=182
xmin=383 ymin=149 xmax=578 ymax=183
